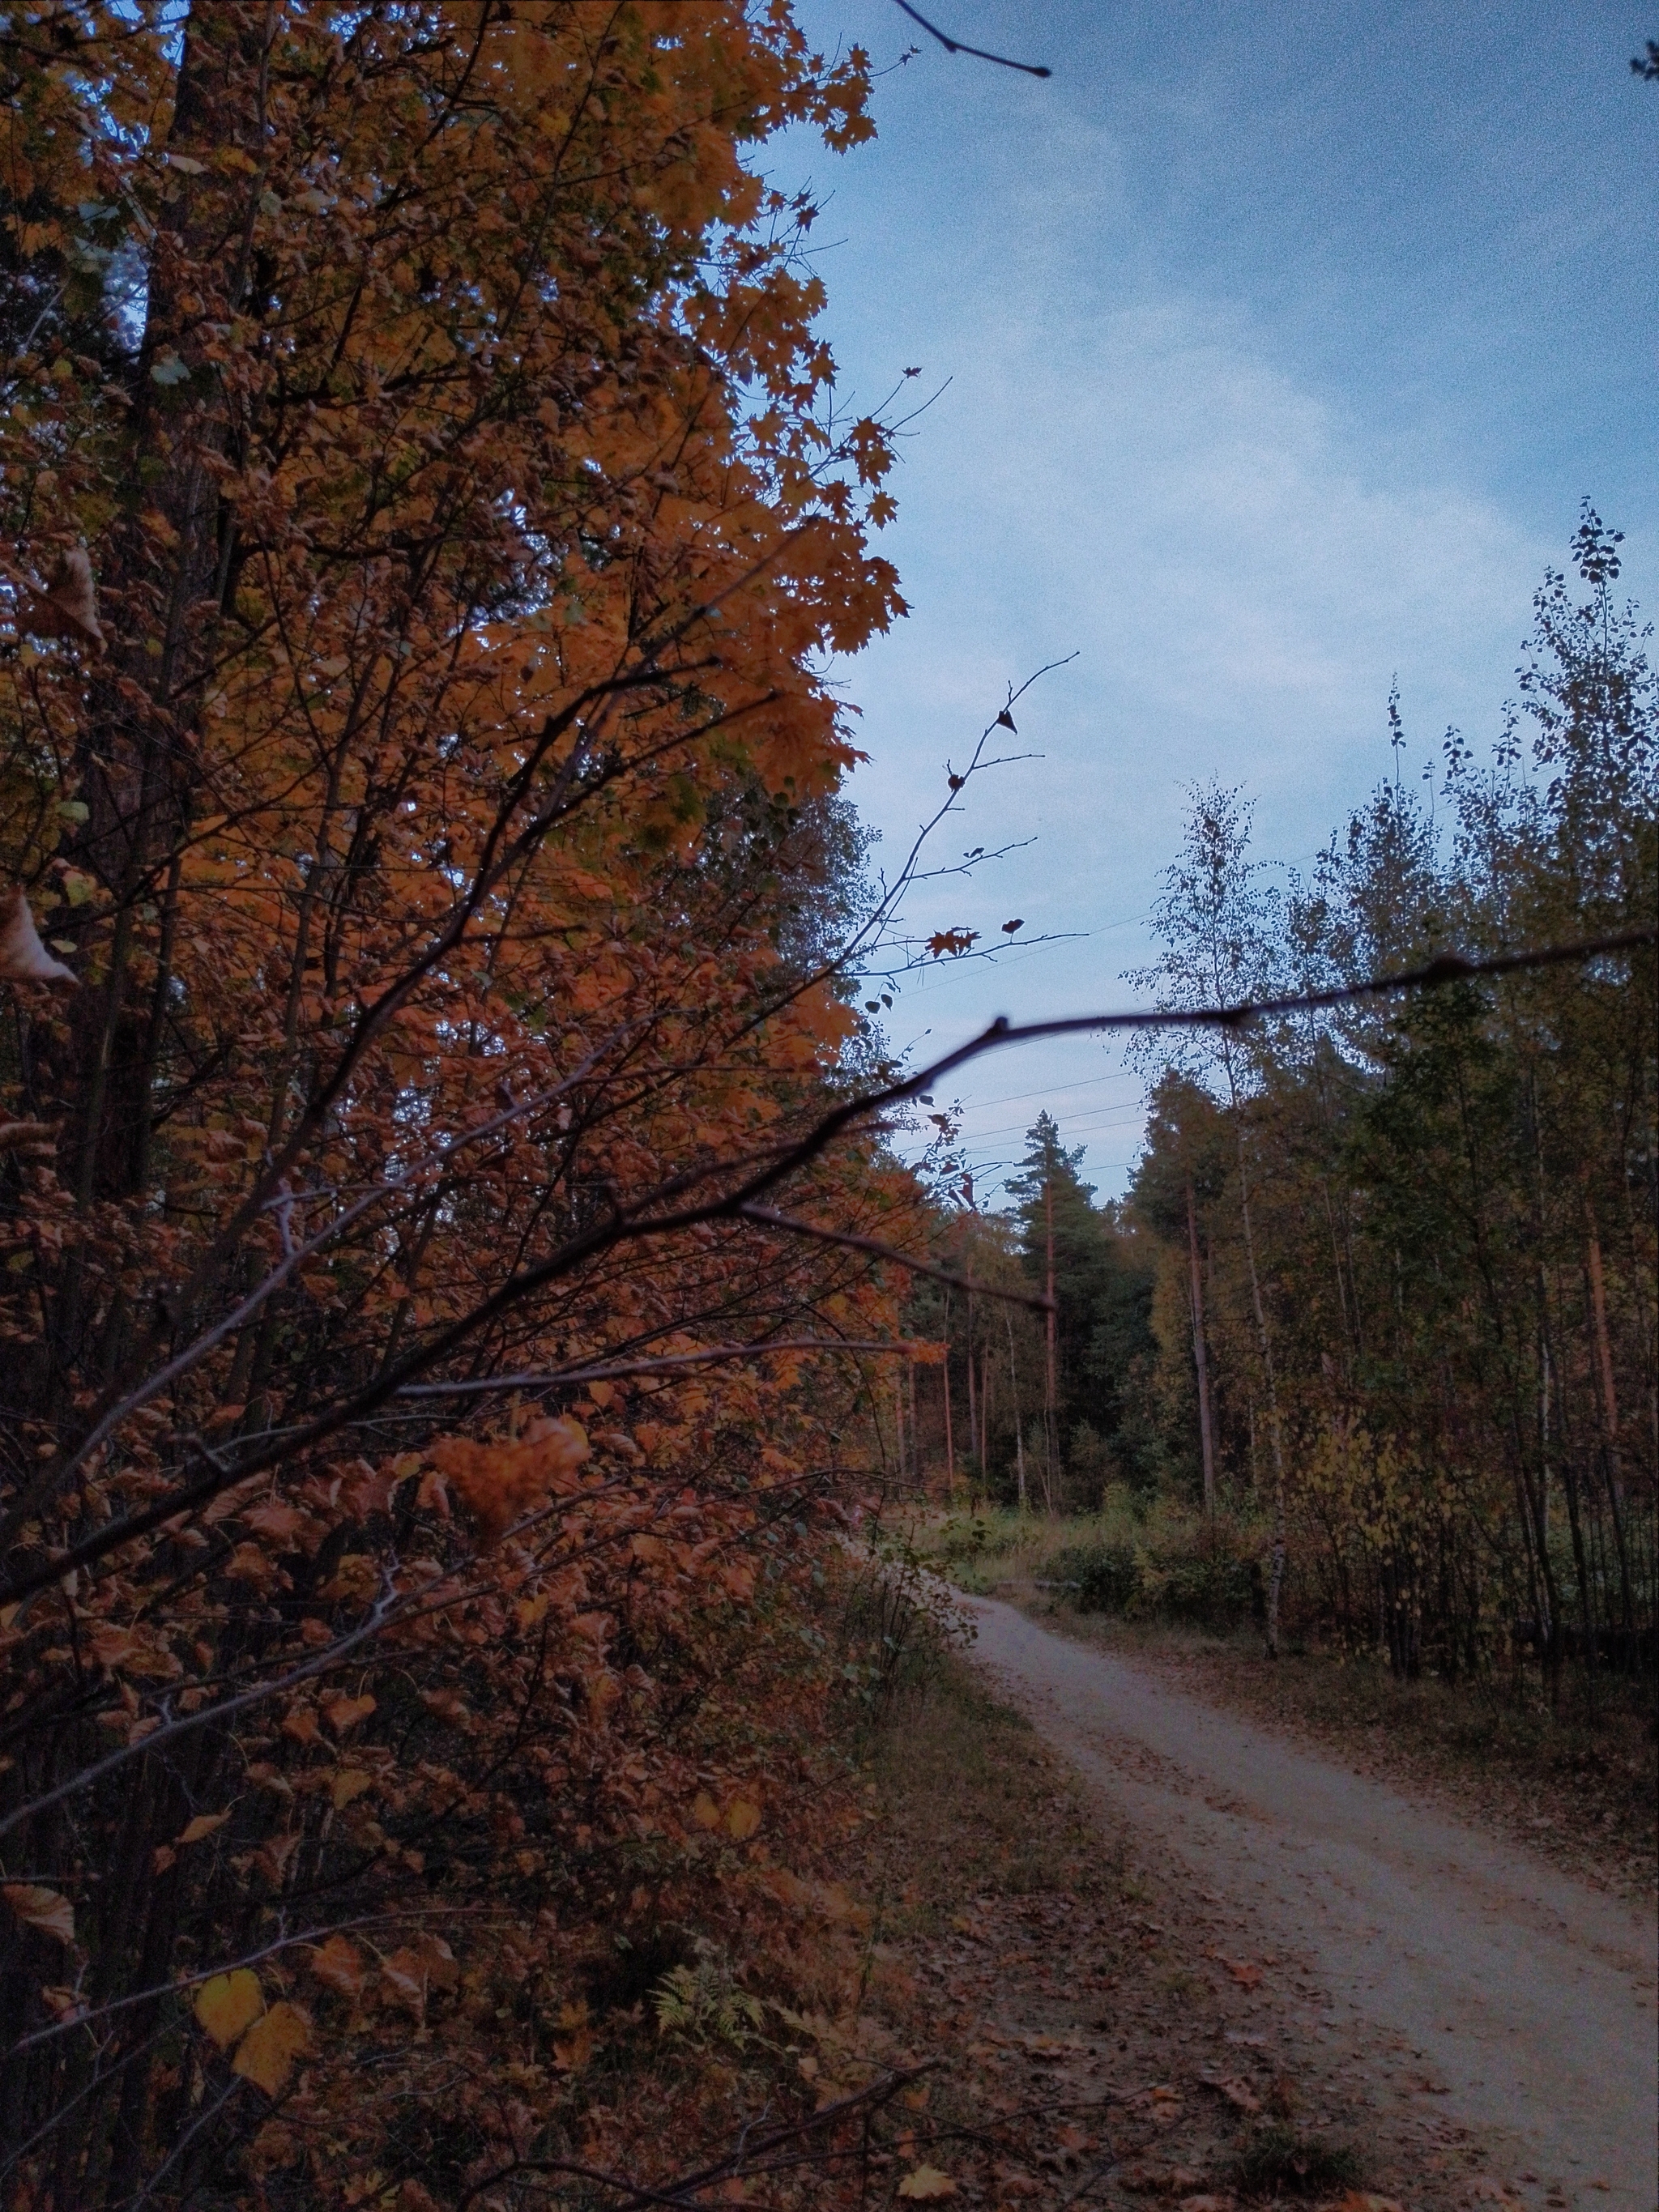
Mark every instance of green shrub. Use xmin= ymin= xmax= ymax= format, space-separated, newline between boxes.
xmin=1052 ymin=1538 xmax=1141 ymax=1614
xmin=1053 ymin=1530 xmax=1256 ymax=1626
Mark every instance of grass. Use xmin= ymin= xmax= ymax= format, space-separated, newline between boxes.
xmin=857 ymin=1646 xmax=1114 ymax=1935
xmin=1231 ymin=2120 xmax=1364 ymax=2198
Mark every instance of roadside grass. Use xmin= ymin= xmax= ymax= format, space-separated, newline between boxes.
xmin=838 ymin=1639 xmax=1438 ymax=2209
xmin=913 ymin=1504 xmax=1658 ymax=1896
xmin=859 ymin=1650 xmax=1111 ymax=1935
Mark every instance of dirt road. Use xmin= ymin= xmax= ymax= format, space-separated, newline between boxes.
xmin=962 ymin=1596 xmax=1658 ymax=2211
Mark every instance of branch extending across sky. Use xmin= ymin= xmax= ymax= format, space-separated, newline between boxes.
xmin=890 ymin=0 xmax=1053 ymax=78
xmin=4 ymin=918 xmax=1648 ymax=1611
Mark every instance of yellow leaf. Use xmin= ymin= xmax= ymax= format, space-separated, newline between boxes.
xmin=691 ymin=1790 xmax=722 ymax=1831
xmin=898 ymin=2167 xmax=957 ymax=2200
xmin=178 ymin=1812 xmax=231 ymax=1846
xmin=2 ymin=1883 xmax=74 ymax=1944
xmin=724 ymin=1797 xmax=761 ymax=1840
xmin=331 ymin=1767 xmax=374 ymax=1809
xmin=194 ymin=1968 xmax=263 ymax=2048
xmin=232 ymin=2001 xmax=312 ymax=2096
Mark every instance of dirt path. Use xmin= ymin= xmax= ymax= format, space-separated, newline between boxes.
xmin=962 ymin=1595 xmax=1659 ymax=2212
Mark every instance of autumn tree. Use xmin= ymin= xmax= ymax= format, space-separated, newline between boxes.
xmin=0 ymin=3 xmax=978 ymax=2201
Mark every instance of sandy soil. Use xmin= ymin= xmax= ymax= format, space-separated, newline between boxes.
xmin=960 ymin=1595 xmax=1659 ymax=2212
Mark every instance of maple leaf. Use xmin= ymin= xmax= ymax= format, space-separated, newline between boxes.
xmin=898 ymin=2167 xmax=957 ymax=2200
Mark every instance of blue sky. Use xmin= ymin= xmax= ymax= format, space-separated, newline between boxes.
xmin=776 ymin=1 xmax=1658 ymax=1203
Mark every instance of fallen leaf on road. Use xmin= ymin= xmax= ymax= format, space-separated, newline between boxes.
xmin=898 ymin=2167 xmax=957 ymax=2200
xmin=1222 ymin=1958 xmax=1264 ymax=1989
xmin=1206 ymin=2074 xmax=1261 ymax=2113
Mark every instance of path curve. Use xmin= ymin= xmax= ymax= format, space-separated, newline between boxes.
xmin=961 ymin=1596 xmax=1658 ymax=2210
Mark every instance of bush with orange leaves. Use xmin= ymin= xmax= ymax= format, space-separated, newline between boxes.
xmin=0 ymin=2 xmax=951 ymax=2202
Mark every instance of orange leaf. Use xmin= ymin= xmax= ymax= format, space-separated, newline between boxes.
xmin=322 ymin=1694 xmax=375 ymax=1736
xmin=307 ymin=1934 xmax=366 ymax=1999
xmin=1223 ymin=1958 xmax=1264 ymax=1989
xmin=2 ymin=1883 xmax=74 ymax=1945
xmin=177 ymin=1812 xmax=231 ymax=1846
xmin=724 ymin=1797 xmax=762 ymax=1841
xmin=232 ymin=2001 xmax=312 ymax=2096
xmin=331 ymin=1767 xmax=374 ymax=1809
xmin=692 ymin=1791 xmax=722 ymax=1831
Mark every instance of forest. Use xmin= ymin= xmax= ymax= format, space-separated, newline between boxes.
xmin=907 ymin=520 xmax=1657 ymax=1684
xmin=0 ymin=2 xmax=1652 ymax=2208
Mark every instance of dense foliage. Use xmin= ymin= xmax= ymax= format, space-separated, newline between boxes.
xmin=0 ymin=3 xmax=945 ymax=2203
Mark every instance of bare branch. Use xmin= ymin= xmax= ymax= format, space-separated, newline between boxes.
xmin=396 ymin=1338 xmax=935 ymax=1396
xmin=892 ymin=0 xmax=1052 ymax=77
xmin=736 ymin=1204 xmax=1052 ymax=1311
xmin=3 ymin=923 xmax=1648 ymax=1605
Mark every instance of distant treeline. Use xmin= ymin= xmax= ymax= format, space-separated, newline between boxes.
xmin=906 ymin=514 xmax=1656 ymax=1690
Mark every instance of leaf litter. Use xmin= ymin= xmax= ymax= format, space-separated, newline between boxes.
xmin=829 ymin=1651 xmax=1538 ymax=2211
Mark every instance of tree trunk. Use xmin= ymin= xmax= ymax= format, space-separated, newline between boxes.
xmin=1186 ymin=1178 xmax=1218 ymax=1519
xmin=1235 ymin=1123 xmax=1289 ymax=1656
xmin=1006 ymin=1308 xmax=1027 ymax=1511
xmin=1043 ymin=1175 xmax=1059 ymax=1511
xmin=1584 ymin=1208 xmax=1636 ymax=1634
xmin=942 ymin=1337 xmax=955 ymax=1495
xmin=965 ymin=1293 xmax=978 ymax=1470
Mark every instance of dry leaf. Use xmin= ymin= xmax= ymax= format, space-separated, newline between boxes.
xmin=194 ymin=1968 xmax=264 ymax=2048
xmin=232 ymin=2001 xmax=312 ymax=2095
xmin=307 ymin=1933 xmax=366 ymax=1998
xmin=724 ymin=1797 xmax=761 ymax=1840
xmin=22 ymin=548 xmax=104 ymax=648
xmin=254 ymin=1832 xmax=301 ymax=1887
xmin=1214 ymin=2076 xmax=1260 ymax=2113
xmin=0 ymin=889 xmax=76 ymax=985
xmin=322 ymin=1694 xmax=375 ymax=1736
xmin=0 ymin=1118 xmax=56 ymax=1151
xmin=2 ymin=1883 xmax=75 ymax=1944
xmin=1223 ymin=1958 xmax=1264 ymax=1988
xmin=178 ymin=1812 xmax=231 ymax=1846
xmin=691 ymin=1790 xmax=722 ymax=1831
xmin=897 ymin=2167 xmax=957 ymax=2201
xmin=331 ymin=1767 xmax=374 ymax=1809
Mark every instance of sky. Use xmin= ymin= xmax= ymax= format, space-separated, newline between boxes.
xmin=771 ymin=0 xmax=1659 ymax=1206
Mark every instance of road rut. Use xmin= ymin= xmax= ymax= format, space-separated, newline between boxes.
xmin=962 ymin=1596 xmax=1658 ymax=2210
